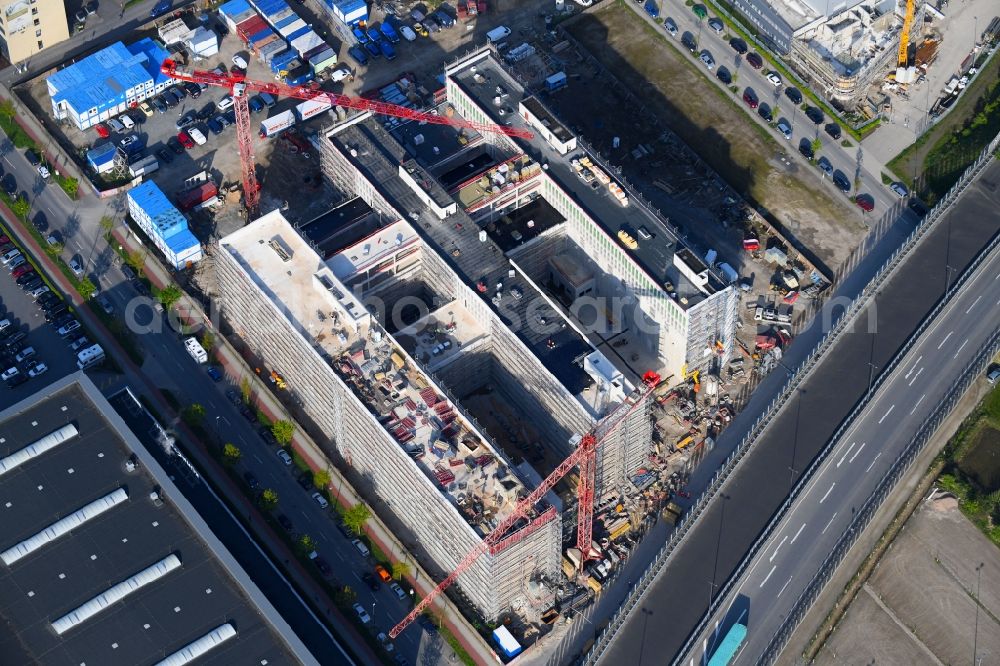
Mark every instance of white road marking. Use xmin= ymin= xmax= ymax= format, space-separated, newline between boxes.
xmin=865 ymin=452 xmax=883 ymax=473
xmin=821 ymin=512 xmax=838 ymax=535
xmin=777 ymin=576 xmax=793 ymax=598
xmin=954 ymin=339 xmax=968 ymax=358
xmin=849 ymin=442 xmax=867 ymax=463
xmin=790 ymin=523 xmax=807 ymax=544
xmin=909 ymin=367 xmax=924 ymax=386
xmin=759 ymin=565 xmax=777 ymax=588
xmin=770 ymin=535 xmax=788 ymax=562
xmin=905 ymin=356 xmax=923 ymax=379
xmin=966 ymin=295 xmax=982 ymax=313
xmin=937 ymin=330 xmax=954 ymax=349
xmin=837 ymin=442 xmax=857 ymax=467
xmin=910 ymin=394 xmax=926 ymax=415
xmin=820 ymin=482 xmax=836 ymax=504
xmin=878 ymin=405 xmax=895 ymax=424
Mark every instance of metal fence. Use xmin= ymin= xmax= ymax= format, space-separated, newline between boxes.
xmin=581 ymin=130 xmax=1000 ymax=666
xmin=759 ymin=327 xmax=1000 ymax=664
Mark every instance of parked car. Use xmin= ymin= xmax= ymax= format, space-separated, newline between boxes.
xmin=15 ymin=347 xmax=35 ymax=363
xmin=663 ymin=18 xmax=678 ymax=37
xmin=167 ymin=136 xmax=185 ymax=154
xmin=58 ymin=320 xmax=81 ymax=337
xmin=699 ymin=50 xmax=715 ymax=71
xmin=138 ymin=101 xmax=154 ymax=117
xmin=785 ymin=87 xmax=803 ymax=104
xmin=96 ymin=294 xmax=114 ymax=315
xmin=20 ymin=276 xmax=42 ymax=292
xmin=243 ymin=471 xmax=260 ymax=490
xmin=766 ymin=71 xmax=782 ymax=87
xmin=188 ymin=128 xmax=207 ymax=146
xmin=742 ymin=88 xmax=758 ymax=109
xmin=248 ymin=96 xmax=265 ymax=113
xmin=890 ymin=181 xmax=909 ymax=197
xmin=177 ymin=132 xmax=195 ymax=149
xmin=69 ymin=336 xmax=91 ymax=352
xmin=277 ymin=513 xmax=294 ymax=531
xmin=311 ymin=492 xmax=329 ymax=509
xmin=832 ymin=170 xmax=851 ymax=192
xmin=798 ymin=138 xmax=814 ymax=160
xmin=776 ymin=121 xmax=792 ymax=139
xmin=183 ymin=82 xmax=202 ymax=98
xmin=746 ymin=52 xmax=763 ymax=69
xmin=352 ymin=603 xmax=371 ymax=624
xmin=15 ymin=272 xmax=37 ymax=287
xmin=390 ymin=582 xmax=407 ymax=600
xmin=232 ymin=54 xmax=249 ymax=70
xmin=399 ymin=25 xmax=417 ymax=41
xmin=68 ymin=258 xmax=83 ymax=276
xmin=729 ymin=37 xmax=747 ymax=54
xmin=817 ymin=156 xmax=833 ymax=177
xmin=276 ymin=449 xmax=293 ymax=465
xmin=758 ymin=103 xmax=773 ymax=122
xmin=26 ymin=360 xmax=47 ymax=378
xmin=151 ymin=96 xmax=168 ymax=113
xmin=824 ymin=122 xmax=842 ymax=139
xmin=855 ymin=194 xmax=875 ymax=211
xmin=348 ymin=46 xmax=369 ymax=66
xmin=707 ymin=17 xmax=724 ymax=33
xmin=716 ymin=67 xmax=731 ymax=84
xmin=1 ymin=366 xmax=18 ymax=381
xmin=175 ymin=111 xmax=197 ymax=130
xmin=361 ymin=572 xmax=381 ymax=591
xmin=156 ymin=148 xmax=173 ymax=163
xmin=206 ymin=366 xmax=223 ymax=381
xmin=95 ymin=123 xmax=110 ymax=138
xmin=805 ymin=106 xmax=824 ymax=125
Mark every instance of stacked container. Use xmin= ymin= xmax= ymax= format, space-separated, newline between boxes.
xmin=236 ymin=15 xmax=267 ymax=42
xmin=270 ymin=49 xmax=299 ymax=74
xmin=332 ymin=0 xmax=367 ymax=25
xmin=220 ymin=0 xmax=255 ymax=32
xmin=278 ymin=17 xmax=307 ymax=38
xmin=258 ymin=38 xmax=287 ymax=64
xmin=305 ymin=44 xmax=337 ymax=73
xmin=291 ymin=30 xmax=324 ymax=56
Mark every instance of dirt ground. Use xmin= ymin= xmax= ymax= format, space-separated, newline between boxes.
xmin=564 ymin=4 xmax=862 ymax=271
xmin=816 ymin=493 xmax=1000 ymax=665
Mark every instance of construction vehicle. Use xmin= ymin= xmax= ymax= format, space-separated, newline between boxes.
xmin=161 ymin=60 xmax=532 ymax=214
xmin=896 ymin=0 xmax=917 ymax=83
xmin=388 ymin=371 xmax=661 ymax=638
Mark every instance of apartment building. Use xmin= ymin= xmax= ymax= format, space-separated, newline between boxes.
xmin=0 ymin=0 xmax=68 ymax=64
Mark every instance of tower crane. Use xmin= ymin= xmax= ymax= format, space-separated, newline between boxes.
xmin=160 ymin=60 xmax=533 ymax=214
xmin=388 ymin=371 xmax=662 ymax=639
xmin=896 ymin=0 xmax=916 ymax=83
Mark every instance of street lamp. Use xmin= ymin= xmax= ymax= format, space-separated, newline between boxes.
xmin=709 ymin=494 xmax=731 ymax=605
xmin=973 ymin=562 xmax=984 ymax=665
xmin=638 ymin=608 xmax=654 ymax=666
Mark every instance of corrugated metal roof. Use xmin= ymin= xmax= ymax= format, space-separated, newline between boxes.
xmin=86 ymin=142 xmax=119 ymax=167
xmin=219 ymin=0 xmax=253 ymax=18
xmin=48 ymin=39 xmax=170 ymax=116
xmin=128 ymin=181 xmax=201 ymax=255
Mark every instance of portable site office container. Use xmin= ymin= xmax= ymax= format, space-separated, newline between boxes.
xmin=220 ymin=0 xmax=254 ymax=31
xmin=268 ymin=7 xmax=294 ymax=26
xmin=259 ymin=40 xmax=287 ymax=63
xmin=227 ymin=9 xmax=257 ymax=32
xmin=128 ymin=155 xmax=159 ymax=178
xmin=252 ymin=31 xmax=279 ymax=51
xmin=303 ymin=43 xmax=329 ymax=60
xmin=270 ymin=49 xmax=298 ymax=72
xmin=287 ymin=25 xmax=312 ymax=44
xmin=278 ymin=17 xmax=306 ymax=37
xmin=292 ymin=31 xmax=324 ymax=56
xmin=257 ymin=0 xmax=287 ymax=12
xmin=334 ymin=0 xmax=367 ymax=25
xmin=274 ymin=13 xmax=300 ymax=32
xmin=308 ymin=48 xmax=337 ymax=73
xmin=237 ymin=16 xmax=267 ymax=41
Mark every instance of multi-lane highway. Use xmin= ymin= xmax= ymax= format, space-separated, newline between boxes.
xmin=691 ymin=239 xmax=1000 ymax=664
xmin=593 ymin=158 xmax=1000 ymax=665
xmin=627 ymin=0 xmax=897 ymax=214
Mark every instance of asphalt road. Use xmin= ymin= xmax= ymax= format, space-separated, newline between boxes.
xmin=595 ymin=159 xmax=1000 ymax=665
xmin=628 ymin=0 xmax=898 ymax=215
xmin=692 ymin=240 xmax=1000 ymax=665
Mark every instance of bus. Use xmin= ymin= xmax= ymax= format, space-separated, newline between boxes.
xmin=76 ymin=344 xmax=105 ymax=370
xmin=708 ymin=622 xmax=747 ymax=666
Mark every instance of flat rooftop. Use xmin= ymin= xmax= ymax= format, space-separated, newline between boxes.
xmin=521 ymin=96 xmax=572 ymax=142
xmin=327 ymin=122 xmax=599 ymax=402
xmin=436 ymin=150 xmax=497 ymax=190
xmin=0 ymin=376 xmax=310 ymax=666
xmin=450 ymin=57 xmax=708 ymax=301
xmin=401 ymin=159 xmax=455 ymax=211
xmin=298 ymin=197 xmax=383 ymax=259
xmin=391 ymin=103 xmax=478 ymax=167
xmin=222 ymin=212 xmax=530 ymax=535
xmin=394 ymin=302 xmax=489 ymax=373
xmin=455 ymin=154 xmax=543 ymax=213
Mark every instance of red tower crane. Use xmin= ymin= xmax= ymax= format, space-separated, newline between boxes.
xmin=388 ymin=371 xmax=661 ymax=638
xmin=160 ymin=60 xmax=533 ymax=213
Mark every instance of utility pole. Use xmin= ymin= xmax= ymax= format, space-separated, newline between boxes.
xmin=973 ymin=562 xmax=983 ymax=666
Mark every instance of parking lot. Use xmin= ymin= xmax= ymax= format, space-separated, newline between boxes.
xmin=0 ymin=227 xmax=88 ymax=408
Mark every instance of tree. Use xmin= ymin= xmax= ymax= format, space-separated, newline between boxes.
xmin=260 ymin=488 xmax=279 ymax=510
xmin=222 ymin=442 xmax=242 ymax=465
xmin=313 ymin=468 xmax=332 ymax=490
xmin=0 ymin=99 xmax=15 ymax=121
xmin=811 ymin=137 xmax=822 ymax=157
xmin=125 ymin=250 xmax=145 ymax=275
xmin=78 ymin=277 xmax=96 ymax=300
xmin=44 ymin=241 xmax=64 ymax=258
xmin=343 ymin=503 xmax=371 ymax=535
xmin=240 ymin=376 xmax=252 ymax=404
xmin=271 ymin=420 xmax=294 ymax=446
xmin=99 ymin=216 xmax=114 ymax=235
xmin=10 ymin=195 xmax=29 ymax=219
xmin=391 ymin=560 xmax=412 ymax=581
xmin=181 ymin=403 xmax=206 ymax=426
xmin=156 ymin=284 xmax=183 ymax=308
xmin=297 ymin=533 xmax=316 ymax=555
xmin=991 ymin=501 xmax=1000 ymax=527
xmin=60 ymin=177 xmax=79 ymax=199
xmin=200 ymin=331 xmax=215 ymax=352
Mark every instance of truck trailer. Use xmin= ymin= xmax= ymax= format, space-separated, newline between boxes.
xmin=184 ymin=337 xmax=209 ymax=364
xmin=259 ymin=109 xmax=296 ymax=137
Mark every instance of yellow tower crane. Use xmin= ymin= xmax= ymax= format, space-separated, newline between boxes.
xmin=896 ymin=0 xmax=917 ymax=83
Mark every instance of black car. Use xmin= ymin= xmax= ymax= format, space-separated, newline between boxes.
xmin=5 ymin=331 xmax=26 ymax=348
xmin=824 ymin=122 xmax=842 ymax=140
xmin=151 ymin=96 xmax=168 ymax=113
xmin=175 ymin=111 xmax=197 ymax=130
xmin=297 ymin=471 xmax=312 ymax=490
xmin=37 ymin=292 xmax=59 ymax=308
xmin=7 ymin=373 xmax=27 ymax=388
xmin=746 ymin=52 xmax=763 ymax=69
xmin=716 ymin=67 xmax=732 ymax=85
xmin=832 ymin=170 xmax=851 ymax=192
xmin=277 ymin=514 xmax=294 ymax=531
xmin=213 ymin=114 xmax=231 ymax=129
xmin=785 ymin=87 xmax=803 ymax=105
xmin=223 ymin=109 xmax=237 ymax=125
xmin=167 ymin=137 xmax=185 ymax=154
xmin=682 ymin=32 xmax=698 ymax=52
xmin=20 ymin=276 xmax=42 ymax=292
xmin=259 ymin=426 xmax=277 ymax=445
xmin=758 ymin=102 xmax=773 ymax=122
xmin=361 ymin=572 xmax=381 ymax=591
xmin=52 ymin=313 xmax=75 ymax=328
xmin=162 ymin=92 xmax=178 ymax=108
xmin=206 ymin=118 xmax=224 ymax=135
xmin=798 ymin=138 xmax=814 ymax=160
xmin=168 ymin=85 xmax=186 ymax=101
xmin=183 ymin=82 xmax=202 ymax=98
xmin=805 ymin=106 xmax=824 ymax=125
xmin=24 ymin=149 xmax=40 ymax=166
xmin=239 ymin=404 xmax=255 ymax=421
xmin=729 ymin=37 xmax=747 ymax=54
xmin=156 ymin=148 xmax=174 ymax=163
xmin=2 ymin=174 xmax=16 ymax=195
xmin=197 ymin=102 xmax=216 ymax=121
xmin=44 ymin=305 xmax=69 ymax=321
xmin=15 ymin=271 xmax=36 ymax=286
xmin=243 ymin=472 xmax=260 ymax=490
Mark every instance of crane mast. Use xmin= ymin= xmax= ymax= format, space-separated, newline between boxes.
xmin=161 ymin=60 xmax=533 ymax=212
xmin=388 ymin=371 xmax=661 ymax=638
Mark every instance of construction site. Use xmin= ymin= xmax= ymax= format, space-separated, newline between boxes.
xmin=207 ymin=42 xmax=824 ymax=649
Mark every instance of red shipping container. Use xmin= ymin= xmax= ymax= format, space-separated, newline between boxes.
xmin=176 ymin=183 xmax=219 ymax=211
xmin=237 ymin=16 xmax=267 ymax=42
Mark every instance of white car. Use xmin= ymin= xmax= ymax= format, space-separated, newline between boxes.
xmin=217 ymin=95 xmax=234 ymax=111
xmin=58 ymin=320 xmax=81 ymax=337
xmin=15 ymin=347 xmax=35 ymax=363
xmin=69 ymin=336 xmax=90 ymax=352
xmin=1 ymin=249 xmax=21 ymax=265
xmin=311 ymin=492 xmax=329 ymax=509
xmin=68 ymin=258 xmax=83 ymax=276
xmin=777 ymin=121 xmax=792 ymax=139
xmin=377 ymin=632 xmax=395 ymax=652
xmin=400 ymin=25 xmax=417 ymax=41
xmin=26 ymin=361 xmax=47 ymax=378
xmin=188 ymin=128 xmax=207 ymax=145
xmin=232 ymin=54 xmax=249 ymax=69
xmin=352 ymin=603 xmax=371 ymax=624
xmin=276 ymin=449 xmax=293 ymax=465
xmin=37 ymin=165 xmax=50 ymax=180
xmin=699 ymin=51 xmax=715 ymax=71
xmin=890 ymin=181 xmax=909 ymax=197
xmin=1 ymin=367 xmax=18 ymax=381
xmin=330 ymin=66 xmax=352 ymax=83
xmin=390 ymin=582 xmax=407 ymax=600
xmin=120 ymin=114 xmax=135 ymax=130
xmin=766 ymin=72 xmax=782 ymax=87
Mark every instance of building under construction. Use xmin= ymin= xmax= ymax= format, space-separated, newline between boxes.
xmin=216 ymin=48 xmax=739 ymax=625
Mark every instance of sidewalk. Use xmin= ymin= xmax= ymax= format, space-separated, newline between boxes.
xmin=113 ymin=229 xmax=498 ymax=664
xmin=0 ymin=208 xmax=381 ymax=664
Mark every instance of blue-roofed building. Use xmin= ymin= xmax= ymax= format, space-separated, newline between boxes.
xmin=126 ymin=181 xmax=203 ymax=270
xmin=85 ymin=143 xmax=121 ymax=174
xmin=47 ymin=39 xmax=172 ymax=130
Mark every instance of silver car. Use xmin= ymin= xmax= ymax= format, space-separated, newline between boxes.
xmin=699 ymin=50 xmax=715 ymax=71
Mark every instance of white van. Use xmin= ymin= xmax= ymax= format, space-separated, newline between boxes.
xmin=217 ymin=94 xmax=234 ymax=111
xmin=330 ymin=66 xmax=352 ymax=83
xmin=486 ymin=26 xmax=511 ymax=43
xmin=188 ymin=128 xmax=207 ymax=145
xmin=119 ymin=114 xmax=135 ymax=130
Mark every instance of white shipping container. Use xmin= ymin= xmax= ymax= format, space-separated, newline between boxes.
xmin=278 ymin=17 xmax=307 ymax=37
xmin=259 ymin=109 xmax=296 ymax=137
xmin=296 ymin=98 xmax=331 ymax=121
xmin=128 ymin=155 xmax=159 ymax=178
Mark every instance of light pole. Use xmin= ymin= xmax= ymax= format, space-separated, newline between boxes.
xmin=789 ymin=389 xmax=806 ymax=488
xmin=709 ymin=494 xmax=731 ymax=605
xmin=638 ymin=608 xmax=654 ymax=666
xmin=973 ymin=562 xmax=983 ymax=666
